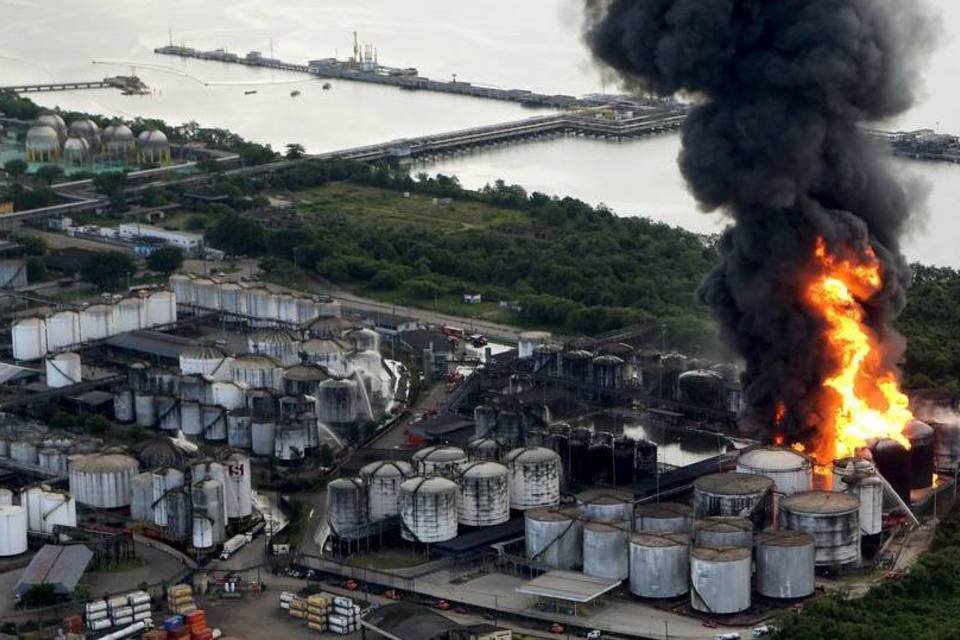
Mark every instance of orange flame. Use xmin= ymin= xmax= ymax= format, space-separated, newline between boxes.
xmin=804 ymin=237 xmax=912 ymax=462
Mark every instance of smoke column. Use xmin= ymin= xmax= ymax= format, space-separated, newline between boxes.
xmin=584 ymin=0 xmax=933 ymax=445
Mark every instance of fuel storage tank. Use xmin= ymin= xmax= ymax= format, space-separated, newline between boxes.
xmin=870 ymin=438 xmax=911 ymax=501
xmin=582 ymin=521 xmax=629 ymax=581
xmin=466 ymin=437 xmax=502 ymax=462
xmin=690 ymin=546 xmax=752 ymax=614
xmin=68 ymin=453 xmax=139 ymax=508
xmin=326 ymin=478 xmax=368 ymax=540
xmin=360 ymin=460 xmax=414 ymax=521
xmin=905 ymin=419 xmax=934 ymax=490
xmin=45 ymin=352 xmax=82 ymax=388
xmin=755 ymin=530 xmax=816 ymax=599
xmin=634 ymin=502 xmax=694 ymax=534
xmin=412 ymin=446 xmax=468 ymax=478
xmin=504 ymin=447 xmax=561 ymax=510
xmin=223 ymin=452 xmax=253 ymax=519
xmin=399 ymin=477 xmax=458 ymax=543
xmin=629 ymin=533 xmax=690 ymax=598
xmin=192 ymin=479 xmax=226 ymax=549
xmin=841 ymin=474 xmax=884 ymax=537
xmin=735 ymin=446 xmax=813 ymax=496
xmin=457 ymin=462 xmax=510 ymax=527
xmin=0 ymin=505 xmax=28 ymax=556
xmin=931 ymin=418 xmax=960 ymax=473
xmin=576 ymin=489 xmax=634 ymax=523
xmin=227 ymin=410 xmax=252 ymax=449
xmin=693 ymin=516 xmax=753 ymax=547
xmin=780 ymin=491 xmax=860 ymax=567
xmin=524 ymin=507 xmax=582 ymax=570
xmin=693 ymin=472 xmax=773 ymax=525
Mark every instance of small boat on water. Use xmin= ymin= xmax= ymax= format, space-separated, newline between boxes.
xmin=322 ymin=82 xmax=332 ymax=90
xmin=244 ymin=90 xmax=258 ymax=95
xmin=290 ymin=89 xmax=301 ymax=97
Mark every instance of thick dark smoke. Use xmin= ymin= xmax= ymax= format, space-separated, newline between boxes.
xmin=584 ymin=0 xmax=934 ymax=444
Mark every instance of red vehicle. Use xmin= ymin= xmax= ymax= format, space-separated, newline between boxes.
xmin=434 ymin=600 xmax=451 ymax=611
xmin=702 ymin=619 xmax=719 ymax=629
xmin=442 ymin=325 xmax=466 ymax=340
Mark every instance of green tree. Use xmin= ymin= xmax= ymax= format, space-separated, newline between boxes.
xmin=403 ymin=278 xmax=441 ymax=301
xmin=184 ymin=216 xmax=208 ymax=232
xmin=92 ymin=171 xmax=128 ymax=212
xmin=196 ymin=158 xmax=220 ymax=173
xmin=20 ymin=583 xmax=58 ymax=608
xmin=145 ymin=245 xmax=185 ymax=274
xmin=11 ymin=232 xmax=46 ymax=256
xmin=80 ymin=251 xmax=137 ymax=291
xmin=25 ymin=256 xmax=47 ymax=282
xmin=84 ymin=415 xmax=111 ymax=435
xmin=205 ymin=214 xmax=267 ymax=256
xmin=285 ymin=143 xmax=306 ymax=160
xmin=35 ymin=164 xmax=64 ymax=185
xmin=3 ymin=159 xmax=28 ymax=183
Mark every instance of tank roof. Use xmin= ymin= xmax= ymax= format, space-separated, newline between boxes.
xmin=327 ymin=477 xmax=363 ymax=491
xmin=905 ymin=419 xmax=933 ymax=439
xmin=413 ymin=445 xmax=466 ymax=462
xmin=520 ymin=331 xmax=552 ymax=339
xmin=302 ymin=337 xmax=349 ymax=353
xmin=250 ymin=328 xmax=298 ymax=343
xmin=691 ymin=545 xmax=752 ymax=562
xmin=360 ymin=460 xmax=413 ymax=477
xmin=634 ymin=502 xmax=692 ymax=519
xmin=781 ymin=490 xmax=859 ymax=515
xmin=584 ymin=521 xmax=629 ymax=532
xmin=233 ymin=354 xmax=280 ymax=367
xmin=755 ymin=530 xmax=815 ymax=547
xmin=181 ymin=345 xmax=228 ymax=359
xmin=525 ymin=507 xmax=574 ymax=523
xmin=401 ymin=476 xmax=458 ymax=493
xmin=70 ymin=452 xmax=138 ymax=473
xmin=577 ymin=488 xmax=633 ymax=505
xmin=459 ymin=461 xmax=508 ymax=477
xmin=504 ymin=446 xmax=559 ymax=464
xmin=694 ymin=472 xmax=774 ymax=495
xmin=737 ymin=446 xmax=812 ymax=471
xmin=283 ymin=364 xmax=328 ymax=381
xmin=630 ymin=532 xmax=690 ymax=547
xmin=26 ymin=125 xmax=59 ymax=144
xmin=695 ymin=516 xmax=753 ymax=533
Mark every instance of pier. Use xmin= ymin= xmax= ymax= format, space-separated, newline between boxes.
xmin=0 ymin=75 xmax=148 ymax=95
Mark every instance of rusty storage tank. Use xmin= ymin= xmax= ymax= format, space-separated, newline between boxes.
xmin=360 ymin=460 xmax=414 ymax=522
xmin=457 ymin=462 xmax=510 ymax=527
xmin=736 ymin=446 xmax=813 ymax=496
xmin=629 ymin=533 xmax=690 ymax=598
xmin=780 ymin=491 xmax=860 ymax=567
xmin=755 ymin=530 xmax=816 ymax=599
xmin=524 ymin=507 xmax=582 ymax=570
xmin=905 ymin=420 xmax=935 ymax=490
xmin=634 ymin=502 xmax=694 ymax=534
xmin=576 ymin=489 xmax=633 ymax=523
xmin=931 ymin=418 xmax=960 ymax=473
xmin=326 ymin=478 xmax=368 ymax=540
xmin=399 ymin=476 xmax=458 ymax=543
xmin=693 ymin=516 xmax=754 ymax=547
xmin=690 ymin=546 xmax=752 ymax=614
xmin=582 ymin=521 xmax=630 ymax=581
xmin=693 ymin=472 xmax=773 ymax=524
xmin=832 ymin=457 xmax=876 ymax=490
xmin=466 ymin=437 xmax=502 ymax=462
xmin=870 ymin=438 xmax=911 ymax=501
xmin=504 ymin=447 xmax=561 ymax=510
xmin=412 ymin=445 xmax=468 ymax=478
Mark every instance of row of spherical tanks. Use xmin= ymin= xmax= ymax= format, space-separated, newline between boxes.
xmin=25 ymin=112 xmax=170 ymax=164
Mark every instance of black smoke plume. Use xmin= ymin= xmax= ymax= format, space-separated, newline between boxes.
xmin=584 ymin=0 xmax=933 ymax=445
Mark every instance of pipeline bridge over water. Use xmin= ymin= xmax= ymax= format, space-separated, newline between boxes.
xmin=0 ymin=75 xmax=147 ymax=94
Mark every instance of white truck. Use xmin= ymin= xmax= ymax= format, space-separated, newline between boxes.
xmin=220 ymin=534 xmax=247 ymax=560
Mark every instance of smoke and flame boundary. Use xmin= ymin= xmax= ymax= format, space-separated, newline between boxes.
xmin=787 ymin=238 xmax=913 ymax=463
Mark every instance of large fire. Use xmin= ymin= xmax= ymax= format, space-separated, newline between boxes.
xmin=801 ymin=237 xmax=913 ymax=462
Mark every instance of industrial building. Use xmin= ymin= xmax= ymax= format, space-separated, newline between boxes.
xmin=117 ymin=223 xmax=203 ymax=253
xmin=14 ymin=543 xmax=93 ymax=601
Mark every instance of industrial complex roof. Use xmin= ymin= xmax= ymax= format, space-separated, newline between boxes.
xmin=105 ymin=330 xmax=196 ymax=359
xmin=516 ymin=570 xmax=621 ymax=603
xmin=360 ymin=602 xmax=461 ymax=640
xmin=15 ymin=544 xmax=93 ymax=598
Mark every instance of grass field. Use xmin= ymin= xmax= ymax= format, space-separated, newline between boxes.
xmin=295 ymin=182 xmax=527 ymax=231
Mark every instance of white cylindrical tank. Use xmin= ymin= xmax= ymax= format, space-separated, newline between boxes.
xmin=11 ymin=441 xmax=38 ymax=464
xmin=80 ymin=304 xmax=114 ymax=341
xmin=12 ymin=317 xmax=48 ymax=361
xmin=634 ymin=502 xmax=694 ymax=534
xmin=736 ymin=447 xmax=813 ymax=496
xmin=693 ymin=472 xmax=774 ymax=521
xmin=690 ymin=546 xmax=752 ymax=614
xmin=251 ymin=421 xmax=276 ymax=456
xmin=0 ymin=488 xmax=12 ymax=506
xmin=169 ymin=274 xmax=196 ymax=306
xmin=582 ymin=521 xmax=629 ymax=581
xmin=412 ymin=445 xmax=468 ymax=478
xmin=504 ymin=447 xmax=561 ymax=510
xmin=629 ymin=533 xmax=690 ymax=598
xmin=274 ymin=423 xmax=309 ymax=461
xmin=347 ymin=328 xmax=380 ymax=353
xmin=113 ymin=295 xmax=146 ymax=334
xmin=525 ymin=507 xmax=582 ymax=570
xmin=232 ymin=355 xmax=282 ymax=391
xmin=576 ymin=489 xmax=633 ymax=523
xmin=211 ymin=381 xmax=245 ymax=410
xmin=457 ymin=462 xmax=510 ymax=527
xmin=0 ymin=505 xmax=28 ymax=556
xmin=466 ymin=437 xmax=502 ymax=462
xmin=38 ymin=448 xmax=68 ymax=473
xmin=180 ymin=346 xmax=233 ymax=380
xmin=46 ymin=311 xmax=81 ymax=350
xmin=180 ymin=401 xmax=202 ymax=436
xmin=227 ymin=410 xmax=252 ymax=449
xmin=192 ymin=479 xmax=226 ymax=547
xmin=781 ymin=491 xmax=861 ymax=567
xmin=223 ymin=452 xmax=253 ymax=519
xmin=22 ymin=486 xmax=77 ymax=533
xmin=249 ymin=329 xmax=301 ymax=366
xmin=201 ymin=405 xmax=226 ymax=441
xmin=360 ymin=460 xmax=414 ymax=521
xmin=156 ymin=395 xmax=180 ymax=432
xmin=316 ymin=378 xmax=359 ymax=424
xmin=68 ymin=453 xmax=139 ymax=508
xmin=326 ymin=478 xmax=368 ymax=540
xmin=399 ymin=477 xmax=458 ymax=543
xmin=146 ymin=290 xmax=177 ymax=326
xmin=755 ymin=530 xmax=816 ymax=599
xmin=114 ymin=389 xmax=135 ymax=423
xmin=694 ymin=516 xmax=754 ymax=547
xmin=135 ymin=392 xmax=156 ymax=427
xmin=842 ymin=474 xmax=884 ymax=536
xmin=518 ymin=331 xmax=551 ymax=359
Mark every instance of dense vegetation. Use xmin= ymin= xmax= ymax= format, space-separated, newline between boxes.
xmin=897 ymin=265 xmax=960 ymax=392
xmin=777 ymin=504 xmax=960 ymax=640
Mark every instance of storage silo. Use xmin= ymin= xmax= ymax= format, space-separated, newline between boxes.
xmin=103 ymin=122 xmax=135 ymax=158
xmin=412 ymin=445 xmax=468 ymax=478
xmin=457 ymin=462 xmax=510 ymax=527
xmin=114 ymin=389 xmax=135 ymax=423
xmin=136 ymin=129 xmax=171 ymax=163
xmin=466 ymin=437 xmax=502 ymax=462
xmin=211 ymin=381 xmax=245 ymax=410
xmin=504 ymin=447 xmax=561 ymax=510
xmin=193 ymin=278 xmax=220 ymax=310
xmin=283 ymin=364 xmax=328 ymax=396
xmin=180 ymin=346 xmax=233 ymax=379
xmin=736 ymin=446 xmax=813 ymax=496
xmin=11 ymin=441 xmax=38 ymax=464
xmin=755 ymin=531 xmax=816 ymax=599
xmin=690 ymin=546 xmax=752 ymax=614
xmin=274 ymin=423 xmax=309 ymax=461
xmin=533 ymin=344 xmax=563 ymax=376
xmin=43 ymin=352 xmax=82 ymax=388
xmin=634 ymin=502 xmax=694 ymax=534
xmin=135 ymin=392 xmax=156 ymax=427
xmin=931 ymin=419 xmax=960 ymax=473
xmin=251 ymin=421 xmax=276 ymax=456
xmin=870 ymin=438 xmax=911 ymax=501
xmin=524 ymin=507 xmax=583 ymax=570
xmin=12 ymin=317 xmax=47 ymax=361
xmin=326 ymin=478 xmax=368 ymax=540
xmin=841 ymin=474 xmax=884 ymax=537
xmin=0 ymin=506 xmax=28 ymax=556
xmin=562 ymin=350 xmax=593 ymax=383
xmin=399 ymin=477 xmax=458 ymax=543
xmin=25 ymin=124 xmax=60 ymax=161
xmin=347 ymin=327 xmax=380 ymax=353
xmin=232 ymin=355 xmax=282 ymax=390
xmin=473 ymin=404 xmax=498 ymax=438
xmin=68 ymin=452 xmax=139 ymax=508
xmin=0 ymin=488 xmax=13 ymax=506
xmin=629 ymin=533 xmax=690 ymax=598
xmin=156 ymin=395 xmax=180 ymax=432
xmin=582 ymin=521 xmax=630 ymax=581
xmin=693 ymin=516 xmax=754 ymax=547
xmin=302 ymin=337 xmax=350 ymax=373
xmin=202 ymin=405 xmax=227 ymax=441
xmin=219 ymin=281 xmax=244 ymax=315
xmin=223 ymin=452 xmax=253 ymax=519
xmin=832 ymin=457 xmax=875 ymax=491
xmin=80 ymin=304 xmax=114 ymax=341
xmin=592 ymin=355 xmax=625 ymax=389
xmin=693 ymin=472 xmax=774 ymax=524
xmin=38 ymin=448 xmax=68 ymax=474
xmin=316 ymin=378 xmax=359 ymax=425
xmin=227 ymin=410 xmax=253 ymax=449
xmin=905 ymin=420 xmax=935 ymax=490
xmin=780 ymin=491 xmax=860 ymax=567
xmin=145 ymin=290 xmax=177 ymax=326
xmin=249 ymin=329 xmax=301 ymax=367
xmin=518 ymin=331 xmax=551 ymax=359
xmin=22 ymin=485 xmax=77 ymax=533
xmin=153 ymin=468 xmax=185 ymax=528
xmin=360 ymin=460 xmax=413 ymax=521
xmin=192 ymin=479 xmax=226 ymax=549
xmin=180 ymin=401 xmax=202 ymax=437
xmin=113 ymin=295 xmax=146 ymax=334
xmin=169 ymin=274 xmax=196 ymax=306
xmin=577 ymin=489 xmax=634 ymax=523
xmin=46 ymin=311 xmax=81 ymax=350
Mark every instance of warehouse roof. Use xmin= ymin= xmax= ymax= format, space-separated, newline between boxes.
xmin=105 ymin=330 xmax=195 ymax=359
xmin=516 ymin=570 xmax=621 ymax=603
xmin=399 ymin=329 xmax=453 ymax=354
xmin=15 ymin=544 xmax=93 ymax=598
xmin=360 ymin=602 xmax=461 ymax=640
